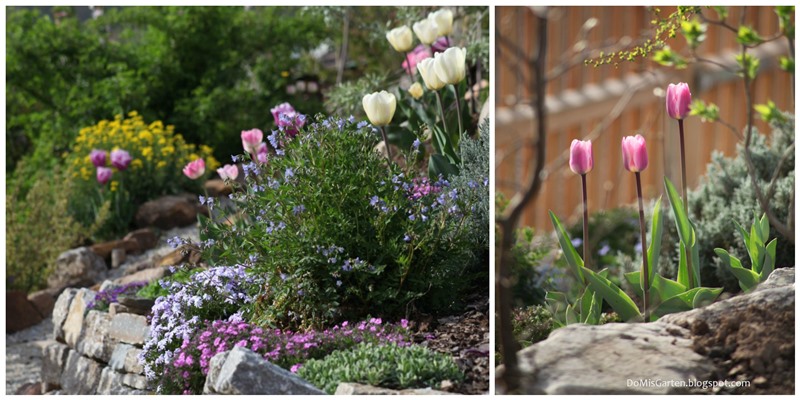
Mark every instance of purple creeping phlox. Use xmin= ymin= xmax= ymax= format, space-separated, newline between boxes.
xmin=168 ymin=317 xmax=412 ymax=394
xmin=140 ymin=265 xmax=259 ymax=394
xmin=87 ymin=281 xmax=147 ymax=311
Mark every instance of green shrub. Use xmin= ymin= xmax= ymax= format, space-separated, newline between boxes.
xmin=680 ymin=113 xmax=794 ymax=291
xmin=6 ymin=169 xmax=85 ymax=293
xmin=203 ymin=115 xmax=485 ymax=329
xmin=298 ymin=342 xmax=463 ymax=394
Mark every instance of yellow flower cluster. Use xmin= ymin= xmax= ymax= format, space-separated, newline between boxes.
xmin=67 ymin=111 xmax=219 ymax=182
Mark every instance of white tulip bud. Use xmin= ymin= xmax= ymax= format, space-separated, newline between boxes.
xmin=412 ymin=19 xmax=439 ymax=45
xmin=386 ymin=26 xmax=414 ymax=53
xmin=428 ymin=9 xmax=454 ymax=37
xmin=362 ymin=91 xmax=397 ymax=127
xmin=433 ymin=47 xmax=467 ymax=86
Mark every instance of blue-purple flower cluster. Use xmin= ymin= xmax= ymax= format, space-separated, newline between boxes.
xmin=87 ymin=281 xmax=147 ymax=311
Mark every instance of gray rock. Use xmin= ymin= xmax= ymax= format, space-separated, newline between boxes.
xmin=41 ymin=341 xmax=70 ymax=388
xmin=52 ymin=289 xmax=78 ymax=342
xmin=755 ymin=267 xmax=794 ymax=291
xmin=109 ymin=343 xmax=144 ymax=375
xmin=61 ymin=289 xmax=95 ymax=348
xmin=61 ymin=350 xmax=103 ymax=394
xmin=109 ymin=313 xmax=150 ymax=345
xmin=75 ymin=310 xmax=118 ymax=362
xmin=113 ymin=265 xmax=168 ymax=287
xmin=335 ymin=382 xmax=454 ymax=395
xmin=121 ymin=372 xmax=149 ymax=390
xmin=513 ymin=322 xmax=714 ymax=394
xmin=96 ymin=367 xmax=151 ymax=395
xmin=203 ymin=347 xmax=325 ymax=395
xmin=47 ymin=247 xmax=108 ymax=291
xmin=134 ymin=194 xmax=204 ymax=230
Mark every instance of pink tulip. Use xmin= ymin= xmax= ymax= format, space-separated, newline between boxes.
xmin=183 ymin=158 xmax=205 ymax=180
xmin=621 ymin=135 xmax=648 ymax=173
xmin=569 ymin=139 xmax=593 ymax=175
xmin=257 ymin=142 xmax=268 ymax=164
xmin=217 ymin=164 xmax=238 ymax=181
xmin=241 ymin=129 xmax=264 ymax=155
xmin=110 ymin=149 xmax=132 ymax=171
xmin=96 ymin=166 xmax=112 ymax=185
xmin=90 ymin=149 xmax=107 ymax=167
xmin=271 ymin=103 xmax=305 ymax=137
xmin=402 ymin=44 xmax=433 ymax=76
xmin=666 ymin=82 xmax=692 ymax=120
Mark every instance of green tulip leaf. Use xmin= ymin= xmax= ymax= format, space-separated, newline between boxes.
xmin=761 ymin=238 xmax=778 ymax=280
xmin=652 ymin=274 xmax=686 ymax=304
xmin=715 ymin=248 xmax=760 ymax=291
xmin=565 ymin=304 xmax=579 ymax=325
xmin=581 ymin=266 xmax=640 ymax=321
xmin=646 ymin=196 xmax=664 ymax=289
xmin=428 ymin=154 xmax=458 ymax=179
xmin=653 ymin=287 xmax=721 ymax=319
xmin=545 ymin=291 xmax=568 ymax=327
xmin=664 ymin=177 xmax=694 ymax=247
xmin=549 ymin=211 xmax=585 ymax=284
xmin=624 ymin=271 xmax=642 ymax=297
xmin=692 ymin=287 xmax=723 ymax=308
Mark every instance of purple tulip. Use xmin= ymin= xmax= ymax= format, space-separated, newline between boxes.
xmin=666 ymin=82 xmax=692 ymax=120
xmin=241 ymin=129 xmax=263 ymax=155
xmin=621 ymin=135 xmax=649 ymax=173
xmin=96 ymin=166 xmax=113 ymax=185
xmin=271 ymin=103 xmax=305 ymax=137
xmin=90 ymin=149 xmax=107 ymax=167
xmin=431 ymin=36 xmax=450 ymax=53
xmin=217 ymin=164 xmax=238 ymax=181
xmin=183 ymin=158 xmax=205 ymax=180
xmin=110 ymin=149 xmax=132 ymax=171
xmin=569 ymin=139 xmax=593 ymax=175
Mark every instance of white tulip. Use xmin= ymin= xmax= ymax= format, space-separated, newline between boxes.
xmin=416 ymin=58 xmax=446 ymax=91
xmin=408 ymin=82 xmax=424 ymax=100
xmin=433 ymin=47 xmax=467 ymax=85
xmin=412 ymin=19 xmax=439 ymax=45
xmin=386 ymin=26 xmax=414 ymax=53
xmin=428 ymin=9 xmax=454 ymax=37
xmin=362 ymin=91 xmax=397 ymax=127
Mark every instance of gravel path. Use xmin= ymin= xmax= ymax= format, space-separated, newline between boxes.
xmin=6 ymin=317 xmax=53 ymax=394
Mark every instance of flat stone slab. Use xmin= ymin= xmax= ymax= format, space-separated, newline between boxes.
xmin=109 ymin=343 xmax=144 ymax=375
xmin=108 ymin=313 xmax=150 ymax=345
xmin=61 ymin=350 xmax=103 ymax=394
xmin=203 ymin=347 xmax=325 ymax=395
xmin=335 ymin=382 xmax=454 ymax=395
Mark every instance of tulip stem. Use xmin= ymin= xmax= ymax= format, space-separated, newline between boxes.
xmin=636 ymin=172 xmax=650 ymax=323
xmin=581 ymin=173 xmax=590 ymax=270
xmin=452 ymin=85 xmax=464 ymax=135
xmin=678 ymin=119 xmax=695 ymax=289
xmin=403 ymin=52 xmax=415 ymax=81
xmin=379 ymin=126 xmax=393 ymax=162
xmin=434 ymin=90 xmax=449 ymax=135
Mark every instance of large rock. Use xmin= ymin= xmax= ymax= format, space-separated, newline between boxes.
xmin=511 ymin=322 xmax=714 ymax=394
xmin=108 ymin=313 xmax=150 ymax=346
xmin=28 ymin=289 xmax=57 ymax=318
xmin=335 ymin=382 xmax=453 ymax=395
xmin=123 ymin=228 xmax=159 ymax=252
xmin=96 ymin=367 xmax=151 ymax=395
xmin=113 ymin=265 xmax=168 ymax=287
xmin=61 ymin=289 xmax=95 ymax=347
xmin=41 ymin=341 xmax=70 ymax=389
xmin=7 ymin=291 xmax=44 ymax=333
xmin=203 ymin=347 xmax=325 ymax=395
xmin=755 ymin=267 xmax=794 ymax=291
xmin=134 ymin=194 xmax=204 ymax=230
xmin=90 ymin=238 xmax=140 ymax=260
xmin=47 ymin=247 xmax=108 ymax=291
xmin=52 ymin=289 xmax=78 ymax=342
xmin=76 ymin=310 xmax=118 ymax=362
xmin=109 ymin=343 xmax=144 ymax=375
xmin=204 ymin=178 xmax=232 ymax=197
xmin=61 ymin=350 xmax=103 ymax=394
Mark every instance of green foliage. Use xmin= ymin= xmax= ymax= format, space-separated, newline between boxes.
xmin=506 ymin=227 xmax=549 ymax=307
xmin=652 ymin=46 xmax=688 ymax=69
xmin=203 ymin=116 xmax=485 ymax=329
xmin=664 ymin=178 xmax=701 ymax=288
xmin=136 ymin=267 xmax=201 ymax=300
xmin=567 ymin=207 xmax=641 ymax=271
xmin=681 ymin=18 xmax=707 ymax=49
xmin=325 ymin=73 xmax=390 ymax=118
xmin=690 ymin=99 xmax=720 ymax=122
xmin=6 ymin=169 xmax=85 ymax=293
xmin=754 ymin=100 xmax=787 ymax=125
xmin=775 ymin=6 xmax=795 ymax=37
xmin=675 ymin=112 xmax=794 ymax=292
xmin=735 ymin=53 xmax=760 ymax=80
xmin=298 ymin=343 xmax=463 ymax=394
xmin=452 ymin=122 xmax=491 ymax=252
xmin=736 ymin=25 xmax=763 ymax=47
xmin=714 ymin=213 xmax=778 ymax=292
xmin=7 ymin=6 xmax=328 ymax=182
xmin=779 ymin=56 xmax=794 ymax=74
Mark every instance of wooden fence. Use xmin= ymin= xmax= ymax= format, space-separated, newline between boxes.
xmin=495 ymin=6 xmax=794 ymax=230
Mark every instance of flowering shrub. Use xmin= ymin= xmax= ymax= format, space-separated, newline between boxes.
xmin=166 ymin=317 xmax=411 ymax=394
xmin=202 ymin=114 xmax=484 ymax=329
xmin=141 ymin=265 xmax=258 ymax=393
xmin=87 ymin=281 xmax=147 ymax=312
xmin=64 ymin=111 xmax=219 ymax=240
xmin=298 ymin=342 xmax=463 ymax=394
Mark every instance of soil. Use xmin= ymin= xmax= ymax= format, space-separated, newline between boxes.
xmin=688 ymin=303 xmax=794 ymax=395
xmin=413 ymin=294 xmax=490 ymax=395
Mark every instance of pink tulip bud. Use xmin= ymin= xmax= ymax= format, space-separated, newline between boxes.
xmin=257 ymin=142 xmax=268 ymax=164
xmin=621 ymin=135 xmax=649 ymax=173
xmin=96 ymin=166 xmax=113 ymax=185
xmin=666 ymin=82 xmax=692 ymax=120
xmin=569 ymin=139 xmax=593 ymax=175
xmin=217 ymin=164 xmax=238 ymax=181
xmin=110 ymin=149 xmax=132 ymax=171
xmin=183 ymin=158 xmax=205 ymax=180
xmin=90 ymin=149 xmax=107 ymax=167
xmin=241 ymin=129 xmax=264 ymax=155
